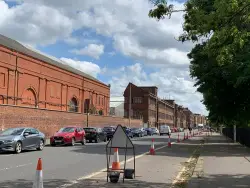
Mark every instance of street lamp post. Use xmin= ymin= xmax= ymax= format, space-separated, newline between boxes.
xmin=129 ymin=84 xmax=132 ymax=127
xmin=86 ymin=113 xmax=89 ymax=127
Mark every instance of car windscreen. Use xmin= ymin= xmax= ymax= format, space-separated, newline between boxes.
xmin=103 ymin=127 xmax=113 ymax=131
xmin=83 ymin=128 xmax=96 ymax=132
xmin=131 ymin=128 xmax=139 ymax=131
xmin=58 ymin=127 xmax=75 ymax=133
xmin=0 ymin=128 xmax=25 ymax=136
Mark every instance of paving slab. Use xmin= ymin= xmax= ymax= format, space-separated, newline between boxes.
xmin=188 ymin=133 xmax=250 ymax=188
xmin=64 ymin=135 xmax=204 ymax=188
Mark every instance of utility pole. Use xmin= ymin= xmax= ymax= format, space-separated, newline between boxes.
xmin=129 ymin=83 xmax=132 ymax=127
xmin=164 ymin=97 xmax=166 ymax=125
xmin=234 ymin=124 xmax=236 ymax=143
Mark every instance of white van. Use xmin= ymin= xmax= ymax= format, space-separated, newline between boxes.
xmin=159 ymin=125 xmax=171 ymax=136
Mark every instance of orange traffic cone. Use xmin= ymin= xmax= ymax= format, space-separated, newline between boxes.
xmin=111 ymin=148 xmax=120 ymax=170
xmin=177 ymin=133 xmax=180 ymax=143
xmin=33 ymin=158 xmax=43 ymax=188
xmin=168 ymin=135 xmax=171 ymax=147
xmin=149 ymin=139 xmax=155 ymax=155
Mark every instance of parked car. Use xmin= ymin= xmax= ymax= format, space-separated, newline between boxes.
xmin=145 ymin=128 xmax=154 ymax=136
xmin=171 ymin=127 xmax=178 ymax=133
xmin=50 ymin=126 xmax=86 ymax=146
xmin=139 ymin=128 xmax=148 ymax=136
xmin=131 ymin=128 xmax=143 ymax=137
xmin=83 ymin=127 xmax=107 ymax=143
xmin=178 ymin=128 xmax=184 ymax=132
xmin=150 ymin=127 xmax=159 ymax=135
xmin=159 ymin=125 xmax=171 ymax=136
xmin=123 ymin=127 xmax=133 ymax=138
xmin=0 ymin=127 xmax=45 ymax=154
xmin=103 ymin=126 xmax=116 ymax=140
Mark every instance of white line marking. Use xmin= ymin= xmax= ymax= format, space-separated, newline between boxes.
xmin=0 ymin=163 xmax=33 ymax=171
xmin=59 ymin=142 xmax=176 ymax=188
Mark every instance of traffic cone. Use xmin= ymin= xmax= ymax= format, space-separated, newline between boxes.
xmin=168 ymin=135 xmax=171 ymax=147
xmin=149 ymin=139 xmax=155 ymax=155
xmin=33 ymin=158 xmax=43 ymax=188
xmin=111 ymin=148 xmax=120 ymax=170
xmin=177 ymin=133 xmax=180 ymax=143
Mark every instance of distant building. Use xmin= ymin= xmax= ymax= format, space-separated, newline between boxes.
xmin=194 ymin=113 xmax=207 ymax=126
xmin=183 ymin=108 xmax=194 ymax=128
xmin=109 ymin=97 xmax=124 ymax=117
xmin=174 ymin=104 xmax=187 ymax=128
xmin=123 ymin=83 xmax=174 ymax=128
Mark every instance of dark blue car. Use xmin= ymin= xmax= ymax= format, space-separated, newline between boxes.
xmin=123 ymin=127 xmax=133 ymax=138
xmin=145 ymin=128 xmax=154 ymax=136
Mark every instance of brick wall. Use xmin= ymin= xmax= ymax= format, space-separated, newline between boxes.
xmin=0 ymin=105 xmax=142 ymax=137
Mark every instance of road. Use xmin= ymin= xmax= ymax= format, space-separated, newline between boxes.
xmin=0 ymin=131 xmax=189 ymax=188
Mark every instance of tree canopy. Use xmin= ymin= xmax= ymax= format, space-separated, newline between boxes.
xmin=148 ymin=0 xmax=250 ymax=126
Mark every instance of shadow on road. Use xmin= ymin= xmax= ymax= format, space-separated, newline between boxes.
xmin=69 ymin=134 xmax=250 ymax=159
xmin=0 ymin=178 xmax=71 ymax=188
xmin=69 ymin=135 xmax=202 ymax=158
xmin=188 ymin=174 xmax=250 ymax=188
xmin=59 ymin=177 xmax=173 ymax=188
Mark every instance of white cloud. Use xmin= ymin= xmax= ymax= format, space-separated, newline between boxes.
xmin=70 ymin=44 xmax=104 ymax=59
xmin=0 ymin=0 xmax=207 ymax=115
xmin=104 ymin=63 xmax=207 ymax=115
xmin=0 ymin=1 xmax=74 ymax=46
xmin=60 ymin=57 xmax=101 ymax=78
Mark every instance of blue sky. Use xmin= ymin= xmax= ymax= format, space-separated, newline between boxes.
xmin=0 ymin=0 xmax=207 ymax=115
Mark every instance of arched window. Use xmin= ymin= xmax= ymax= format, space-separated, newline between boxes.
xmin=69 ymin=97 xmax=78 ymax=112
xmin=21 ymin=88 xmax=37 ymax=107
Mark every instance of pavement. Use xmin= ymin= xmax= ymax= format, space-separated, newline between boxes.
xmin=0 ymin=130 xmax=193 ymax=188
xmin=63 ymin=131 xmax=204 ymax=188
xmin=187 ymin=132 xmax=250 ymax=188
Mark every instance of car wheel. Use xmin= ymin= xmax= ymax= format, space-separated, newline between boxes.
xmin=15 ymin=141 xmax=22 ymax=154
xmin=81 ymin=137 xmax=86 ymax=145
xmin=37 ymin=140 xmax=44 ymax=151
xmin=71 ymin=137 xmax=75 ymax=146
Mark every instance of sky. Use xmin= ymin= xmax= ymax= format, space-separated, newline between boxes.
xmin=0 ymin=0 xmax=208 ymax=115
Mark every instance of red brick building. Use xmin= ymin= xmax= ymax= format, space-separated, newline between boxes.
xmin=194 ymin=113 xmax=207 ymax=126
xmin=0 ymin=35 xmax=142 ymax=136
xmin=123 ymin=83 xmax=174 ymax=128
xmin=174 ymin=104 xmax=187 ymax=128
xmin=183 ymin=108 xmax=195 ymax=128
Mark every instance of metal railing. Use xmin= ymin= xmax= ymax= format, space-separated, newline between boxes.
xmin=223 ymin=127 xmax=250 ymax=147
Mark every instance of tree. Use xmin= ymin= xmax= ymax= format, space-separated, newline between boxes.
xmin=148 ymin=0 xmax=250 ymax=126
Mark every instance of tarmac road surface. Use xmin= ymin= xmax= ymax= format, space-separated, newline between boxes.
xmin=0 ymin=131 xmax=190 ymax=188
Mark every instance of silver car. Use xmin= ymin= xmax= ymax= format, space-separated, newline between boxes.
xmin=0 ymin=127 xmax=45 ymax=154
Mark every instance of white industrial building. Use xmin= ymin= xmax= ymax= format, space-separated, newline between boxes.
xmin=109 ymin=96 xmax=124 ymax=117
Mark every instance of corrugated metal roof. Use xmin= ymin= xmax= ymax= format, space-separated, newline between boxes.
xmin=110 ymin=96 xmax=124 ymax=108
xmin=0 ymin=34 xmax=106 ymax=85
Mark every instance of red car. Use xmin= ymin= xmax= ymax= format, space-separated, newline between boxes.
xmin=50 ymin=126 xmax=86 ymax=146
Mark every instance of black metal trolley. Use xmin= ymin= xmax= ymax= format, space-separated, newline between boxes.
xmin=105 ymin=125 xmax=135 ymax=183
